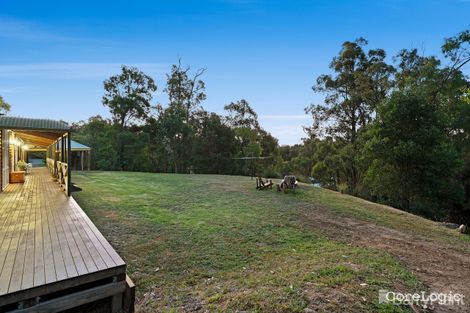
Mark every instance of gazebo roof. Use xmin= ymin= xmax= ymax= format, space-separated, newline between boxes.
xmin=71 ymin=140 xmax=91 ymax=151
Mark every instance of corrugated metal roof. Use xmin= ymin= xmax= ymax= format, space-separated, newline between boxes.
xmin=56 ymin=139 xmax=91 ymax=150
xmin=71 ymin=140 xmax=91 ymax=150
xmin=0 ymin=116 xmax=71 ymax=131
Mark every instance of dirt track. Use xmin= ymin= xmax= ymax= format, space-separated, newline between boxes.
xmin=300 ymin=202 xmax=470 ymax=312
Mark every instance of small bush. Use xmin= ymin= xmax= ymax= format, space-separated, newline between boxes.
xmin=262 ymin=169 xmax=281 ymax=179
xmin=338 ymin=183 xmax=349 ymax=194
xmin=16 ymin=160 xmax=27 ymax=171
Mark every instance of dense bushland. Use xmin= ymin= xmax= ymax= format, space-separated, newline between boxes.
xmin=70 ymin=30 xmax=470 ymax=224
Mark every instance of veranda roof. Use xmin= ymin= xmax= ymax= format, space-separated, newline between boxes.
xmin=0 ymin=115 xmax=71 ymax=147
xmin=0 ymin=116 xmax=71 ymax=132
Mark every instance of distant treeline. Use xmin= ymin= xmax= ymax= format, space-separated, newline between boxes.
xmin=72 ymin=29 xmax=470 ymax=224
xmin=73 ymin=62 xmax=279 ymax=176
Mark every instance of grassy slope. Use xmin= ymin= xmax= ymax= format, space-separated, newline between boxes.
xmin=72 ymin=171 xmax=467 ymax=313
xmin=301 ymin=187 xmax=470 ymax=250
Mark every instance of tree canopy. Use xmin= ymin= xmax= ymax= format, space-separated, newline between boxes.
xmin=73 ymin=28 xmax=470 ymax=225
xmin=102 ymin=65 xmax=157 ymax=128
xmin=0 ymin=96 xmax=11 ymax=115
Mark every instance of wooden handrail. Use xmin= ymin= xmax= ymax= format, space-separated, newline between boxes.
xmin=46 ymin=158 xmax=68 ymax=195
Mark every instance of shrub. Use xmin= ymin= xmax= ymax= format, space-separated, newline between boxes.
xmin=16 ymin=160 xmax=27 ymax=171
xmin=338 ymin=183 xmax=349 ymax=194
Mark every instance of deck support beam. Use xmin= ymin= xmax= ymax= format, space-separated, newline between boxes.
xmin=123 ymin=275 xmax=135 ymax=313
xmin=8 ymin=281 xmax=126 ymax=313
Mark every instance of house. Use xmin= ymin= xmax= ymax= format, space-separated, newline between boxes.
xmin=0 ymin=116 xmax=134 ymax=313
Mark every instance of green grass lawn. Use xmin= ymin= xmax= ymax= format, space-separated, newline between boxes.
xmin=72 ymin=171 xmax=468 ymax=312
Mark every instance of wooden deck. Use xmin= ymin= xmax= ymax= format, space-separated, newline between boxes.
xmin=0 ymin=168 xmax=130 ymax=312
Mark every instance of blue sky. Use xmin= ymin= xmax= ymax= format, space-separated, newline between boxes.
xmin=0 ymin=0 xmax=469 ymax=144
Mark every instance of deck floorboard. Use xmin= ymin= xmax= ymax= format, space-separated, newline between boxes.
xmin=0 ymin=167 xmax=125 ymax=298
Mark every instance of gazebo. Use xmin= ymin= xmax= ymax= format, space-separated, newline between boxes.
xmin=70 ymin=140 xmax=91 ymax=171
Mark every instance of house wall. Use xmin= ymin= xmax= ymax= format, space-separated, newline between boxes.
xmin=0 ymin=129 xmax=2 ymax=190
xmin=0 ymin=129 xmax=9 ymax=191
xmin=7 ymin=132 xmax=20 ymax=173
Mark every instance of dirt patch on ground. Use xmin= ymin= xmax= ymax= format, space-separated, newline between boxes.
xmin=299 ymin=203 xmax=470 ymax=312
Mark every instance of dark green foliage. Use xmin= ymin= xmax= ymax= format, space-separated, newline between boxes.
xmin=73 ymin=116 xmax=119 ymax=170
xmin=223 ymin=99 xmax=280 ymax=176
xmin=101 ymin=65 xmax=157 ymax=170
xmin=306 ymin=38 xmax=394 ymax=142
xmin=305 ymin=38 xmax=394 ymax=190
xmin=298 ymin=28 xmax=470 ymax=223
xmin=224 ymin=99 xmax=260 ymax=129
xmin=118 ymin=128 xmax=152 ymax=172
xmin=102 ymin=65 xmax=157 ymax=128
xmin=74 ymin=29 xmax=470 ymax=224
xmin=365 ymin=91 xmax=463 ymax=218
xmin=77 ymin=63 xmax=279 ymax=178
xmin=310 ymin=139 xmax=340 ymax=188
xmin=154 ymin=61 xmax=207 ymax=173
xmin=191 ymin=113 xmax=239 ymax=174
xmin=164 ymin=60 xmax=206 ymax=123
xmin=154 ymin=103 xmax=193 ymax=173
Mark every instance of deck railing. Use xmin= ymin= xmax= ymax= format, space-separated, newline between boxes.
xmin=57 ymin=160 xmax=68 ymax=194
xmin=46 ymin=157 xmax=69 ymax=194
xmin=46 ymin=157 xmax=57 ymax=177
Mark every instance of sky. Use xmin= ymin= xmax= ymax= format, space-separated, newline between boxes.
xmin=0 ymin=0 xmax=469 ymax=145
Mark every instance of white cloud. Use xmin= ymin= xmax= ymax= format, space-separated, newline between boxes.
xmin=259 ymin=114 xmax=310 ymax=120
xmin=0 ymin=18 xmax=70 ymax=41
xmin=0 ymin=63 xmax=169 ymax=79
xmin=0 ymin=88 xmax=24 ymax=94
xmin=268 ymin=125 xmax=306 ymax=145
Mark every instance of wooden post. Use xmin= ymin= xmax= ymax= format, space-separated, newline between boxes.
xmin=0 ymin=130 xmax=3 ymax=191
xmin=54 ymin=141 xmax=59 ymax=178
xmin=123 ymin=275 xmax=135 ymax=313
xmin=67 ymin=132 xmax=71 ymax=196
xmin=61 ymin=135 xmax=65 ymax=162
xmin=111 ymin=276 xmax=124 ymax=313
xmin=87 ymin=150 xmax=91 ymax=171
